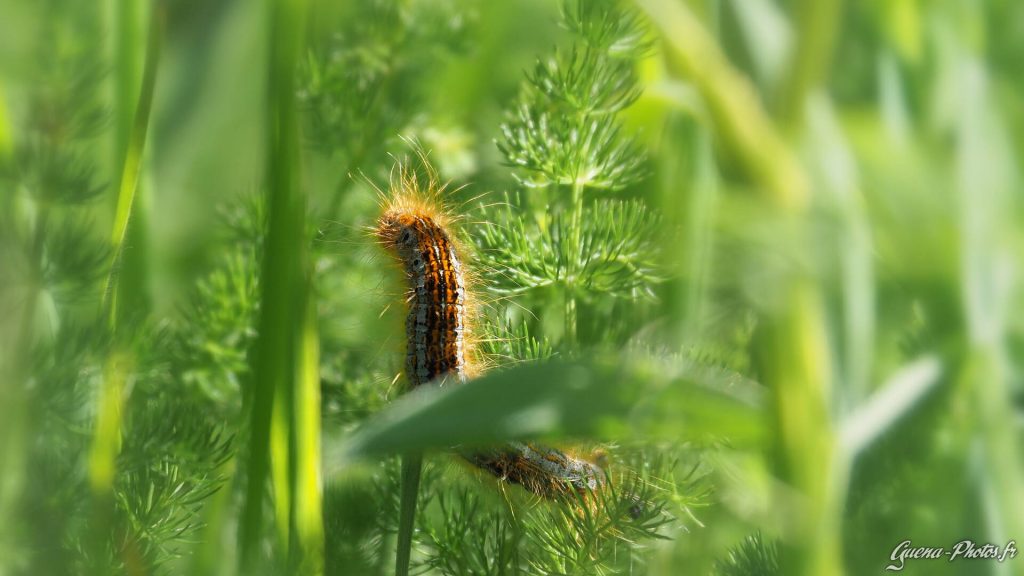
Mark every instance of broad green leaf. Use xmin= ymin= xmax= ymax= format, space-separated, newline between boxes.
xmin=334 ymin=356 xmax=765 ymax=467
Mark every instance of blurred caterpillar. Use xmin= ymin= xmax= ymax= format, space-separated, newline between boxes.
xmin=374 ymin=160 xmax=605 ymax=499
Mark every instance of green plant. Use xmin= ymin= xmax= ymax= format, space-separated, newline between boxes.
xmin=2 ymin=0 xmax=1023 ymax=575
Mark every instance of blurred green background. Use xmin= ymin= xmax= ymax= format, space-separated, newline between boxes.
xmin=1 ymin=0 xmax=1022 ymax=575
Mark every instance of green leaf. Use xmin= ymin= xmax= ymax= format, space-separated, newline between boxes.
xmin=334 ymin=356 xmax=765 ymax=467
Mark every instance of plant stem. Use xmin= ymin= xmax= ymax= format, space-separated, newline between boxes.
xmin=564 ymin=180 xmax=585 ymax=348
xmin=396 ymin=453 xmax=424 ymax=576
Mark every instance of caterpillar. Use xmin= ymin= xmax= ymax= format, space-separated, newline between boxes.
xmin=374 ymin=160 xmax=604 ymax=499
xmin=376 ymin=200 xmax=468 ymax=388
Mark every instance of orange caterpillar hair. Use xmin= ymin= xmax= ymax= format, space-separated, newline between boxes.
xmin=373 ymin=155 xmax=604 ymax=499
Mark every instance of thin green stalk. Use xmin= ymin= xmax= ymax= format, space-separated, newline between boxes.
xmin=564 ymin=180 xmax=585 ymax=348
xmin=240 ymin=0 xmax=308 ymax=569
xmin=810 ymin=99 xmax=874 ymax=406
xmin=396 ymin=453 xmax=424 ymax=576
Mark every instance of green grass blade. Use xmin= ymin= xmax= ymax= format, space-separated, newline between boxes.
xmin=0 ymin=82 xmax=11 ymax=159
xmin=294 ymin=283 xmax=323 ymax=573
xmin=102 ymin=0 xmax=164 ymax=328
xmin=271 ymin=367 xmax=294 ymax=551
xmin=87 ymin=6 xmax=165 ymax=571
xmin=240 ymin=0 xmax=308 ymax=568
xmin=110 ymin=0 xmax=153 ymax=322
xmin=656 ymin=114 xmax=717 ymax=345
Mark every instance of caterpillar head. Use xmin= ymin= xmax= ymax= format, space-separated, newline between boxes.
xmin=376 ymin=210 xmax=420 ymax=257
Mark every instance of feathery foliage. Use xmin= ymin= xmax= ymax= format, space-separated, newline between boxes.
xmin=2 ymin=0 xmax=1023 ymax=575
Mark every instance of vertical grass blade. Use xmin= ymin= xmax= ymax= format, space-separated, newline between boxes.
xmin=87 ymin=3 xmax=164 ymax=571
xmin=271 ymin=368 xmax=294 ymax=550
xmin=804 ymin=97 xmax=874 ymax=406
xmin=0 ymin=82 xmax=11 ymax=159
xmin=91 ymin=0 xmax=164 ymax=494
xmin=113 ymin=0 xmax=143 ymax=164
xmin=294 ymin=284 xmax=324 ymax=573
xmin=111 ymin=0 xmax=153 ymax=321
xmin=240 ymin=0 xmax=309 ymax=569
xmin=657 ymin=114 xmax=716 ymax=346
xmin=90 ymin=0 xmax=163 ymax=502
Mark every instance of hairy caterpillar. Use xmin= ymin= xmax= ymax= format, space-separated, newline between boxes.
xmin=374 ymin=160 xmax=604 ymax=498
xmin=376 ymin=202 xmax=468 ymax=387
